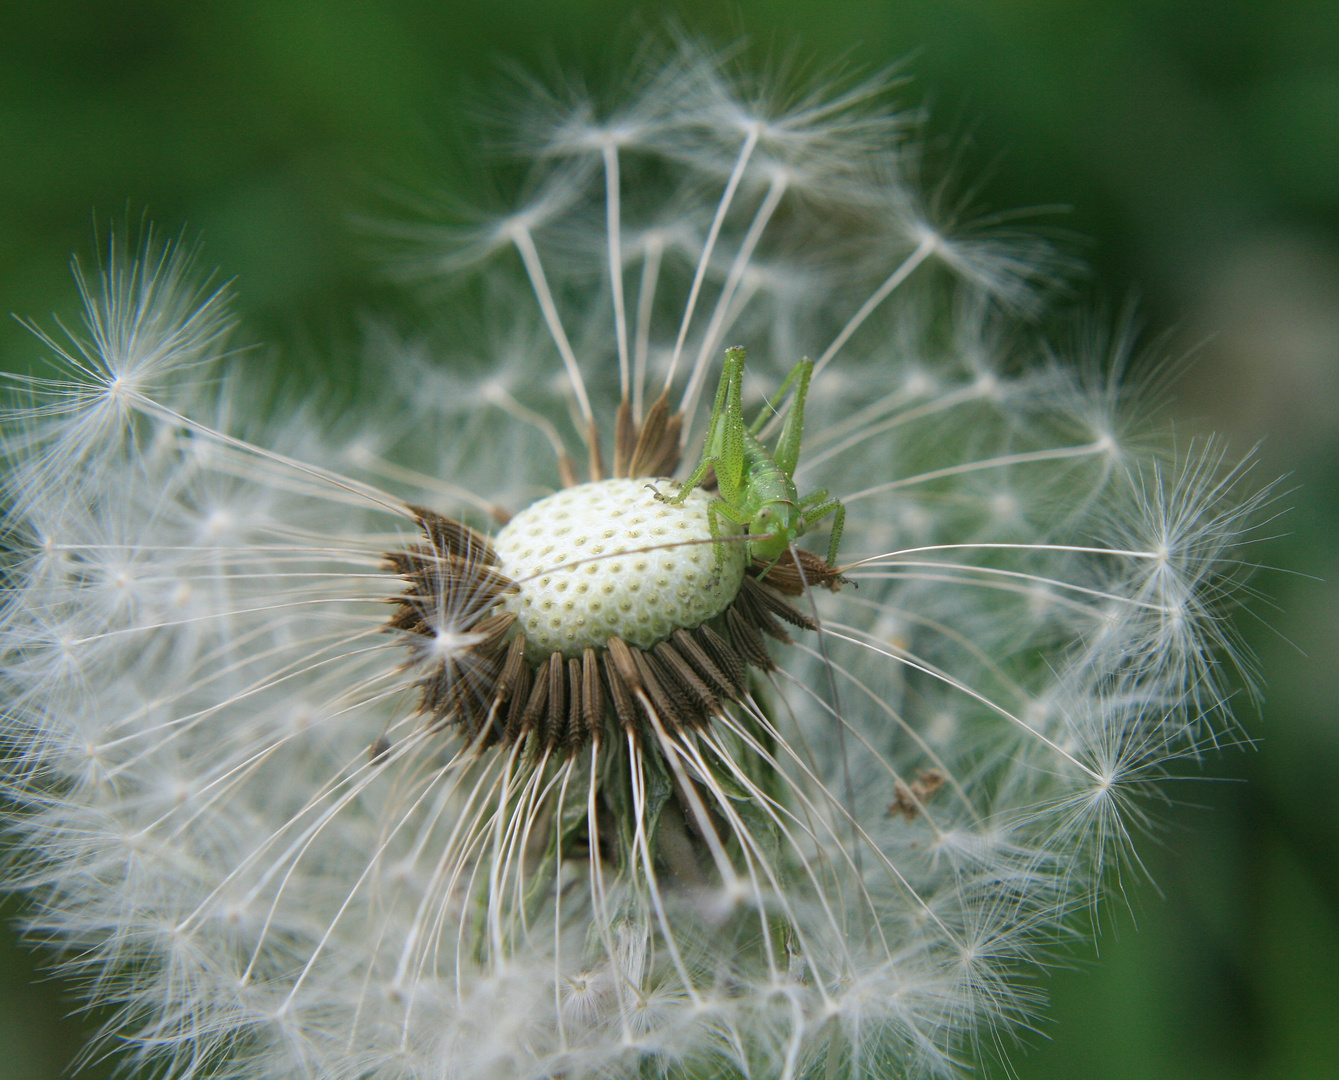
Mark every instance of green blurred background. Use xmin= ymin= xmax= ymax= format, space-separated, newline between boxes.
xmin=1 ymin=1 xmax=1335 ymax=1077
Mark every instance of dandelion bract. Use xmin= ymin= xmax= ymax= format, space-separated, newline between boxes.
xmin=2 ymin=41 xmax=1267 ymax=1080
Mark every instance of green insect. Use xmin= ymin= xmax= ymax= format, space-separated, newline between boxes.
xmin=668 ymin=345 xmax=845 ymax=578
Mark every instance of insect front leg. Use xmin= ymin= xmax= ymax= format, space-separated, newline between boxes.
xmin=798 ymin=490 xmax=846 ymax=567
xmin=705 ymin=496 xmax=750 ymax=584
xmin=665 ymin=452 xmax=720 ymax=505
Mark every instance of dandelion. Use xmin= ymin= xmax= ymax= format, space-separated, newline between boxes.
xmin=2 ymin=41 xmax=1268 ymax=1080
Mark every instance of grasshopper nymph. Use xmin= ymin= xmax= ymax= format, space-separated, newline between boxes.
xmin=666 ymin=346 xmax=845 ymax=581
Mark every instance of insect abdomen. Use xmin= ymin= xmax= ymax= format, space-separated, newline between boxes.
xmin=741 ymin=429 xmax=798 ymax=507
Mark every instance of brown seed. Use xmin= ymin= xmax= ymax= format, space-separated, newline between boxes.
xmin=694 ymin=624 xmax=749 ymax=697
xmin=612 ymin=397 xmax=635 ymax=478
xmin=752 ymin=549 xmax=847 ymax=594
xmin=734 ymin=579 xmax=793 ymax=644
xmin=631 ymin=649 xmax=683 ymax=731
xmin=726 ymin=606 xmax=773 ymax=671
xmin=627 ymin=391 xmax=684 ymax=478
xmin=580 ymin=647 xmax=605 ymax=746
xmin=515 ymin=655 xmax=552 ymax=741
xmin=654 ymin=640 xmax=719 ymax=723
xmin=741 ymin=574 xmax=818 ymax=632
xmin=601 ymin=647 xmax=639 ymax=735
xmin=407 ymin=505 xmax=499 ymax=566
xmin=671 ymin=628 xmax=737 ymax=705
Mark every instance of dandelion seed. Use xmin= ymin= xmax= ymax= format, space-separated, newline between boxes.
xmin=2 ymin=40 xmax=1270 ymax=1080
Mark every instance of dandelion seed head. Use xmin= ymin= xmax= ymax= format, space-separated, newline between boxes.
xmin=0 ymin=36 xmax=1276 ymax=1080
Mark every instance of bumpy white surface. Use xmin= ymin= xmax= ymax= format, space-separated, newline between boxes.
xmin=494 ymin=478 xmax=746 ymax=658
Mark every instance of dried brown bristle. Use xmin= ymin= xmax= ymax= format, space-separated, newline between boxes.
xmin=612 ymin=398 xmax=635 ymax=479
xmin=625 ymin=391 xmax=683 ymax=480
xmin=385 ymin=506 xmax=832 ymax=755
xmin=752 ymin=548 xmax=849 ymax=594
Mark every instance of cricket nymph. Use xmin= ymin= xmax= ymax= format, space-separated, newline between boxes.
xmin=384 ymin=358 xmax=847 ymax=755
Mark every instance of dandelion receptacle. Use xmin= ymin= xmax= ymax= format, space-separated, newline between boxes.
xmin=0 ymin=40 xmax=1269 ymax=1080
